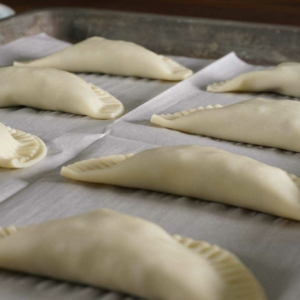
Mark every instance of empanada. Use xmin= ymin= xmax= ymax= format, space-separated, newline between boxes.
xmin=0 ymin=122 xmax=47 ymax=168
xmin=0 ymin=209 xmax=266 ymax=300
xmin=0 ymin=67 xmax=124 ymax=119
xmin=151 ymin=98 xmax=300 ymax=152
xmin=14 ymin=37 xmax=193 ymax=81
xmin=207 ymin=62 xmax=300 ymax=97
xmin=61 ymin=146 xmax=300 ymax=220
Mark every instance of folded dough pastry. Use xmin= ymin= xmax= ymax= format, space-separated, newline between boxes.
xmin=151 ymin=98 xmax=300 ymax=152
xmin=0 ymin=122 xmax=47 ymax=168
xmin=0 ymin=209 xmax=266 ymax=300
xmin=0 ymin=67 xmax=124 ymax=119
xmin=61 ymin=146 xmax=300 ymax=220
xmin=207 ymin=62 xmax=300 ymax=97
xmin=14 ymin=37 xmax=193 ymax=81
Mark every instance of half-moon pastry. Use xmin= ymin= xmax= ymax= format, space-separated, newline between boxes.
xmin=0 ymin=66 xmax=124 ymax=119
xmin=61 ymin=146 xmax=300 ymax=220
xmin=14 ymin=37 xmax=193 ymax=81
xmin=151 ymin=98 xmax=300 ymax=152
xmin=0 ymin=209 xmax=267 ymax=300
xmin=0 ymin=122 xmax=47 ymax=168
xmin=207 ymin=62 xmax=300 ymax=97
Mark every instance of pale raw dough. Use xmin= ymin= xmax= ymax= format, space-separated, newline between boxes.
xmin=14 ymin=37 xmax=193 ymax=81
xmin=0 ymin=122 xmax=47 ymax=168
xmin=0 ymin=209 xmax=266 ymax=300
xmin=61 ymin=146 xmax=300 ymax=220
xmin=151 ymin=98 xmax=300 ymax=152
xmin=207 ymin=62 xmax=300 ymax=97
xmin=0 ymin=67 xmax=124 ymax=119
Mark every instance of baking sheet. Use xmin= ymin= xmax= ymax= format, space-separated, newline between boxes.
xmin=0 ymin=34 xmax=299 ymax=300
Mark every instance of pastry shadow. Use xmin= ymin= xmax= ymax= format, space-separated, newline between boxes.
xmin=56 ymin=177 xmax=300 ymax=222
xmin=0 ymin=270 xmax=141 ymax=299
xmin=53 ymin=178 xmax=300 ymax=225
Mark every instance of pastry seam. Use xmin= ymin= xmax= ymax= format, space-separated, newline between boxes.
xmin=89 ymin=84 xmax=124 ymax=118
xmin=62 ymin=154 xmax=134 ymax=174
xmin=151 ymin=104 xmax=223 ymax=122
xmin=175 ymin=235 xmax=267 ymax=299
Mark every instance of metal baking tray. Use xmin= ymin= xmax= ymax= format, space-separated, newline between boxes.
xmin=0 ymin=7 xmax=300 ymax=65
xmin=1 ymin=8 xmax=300 ymax=300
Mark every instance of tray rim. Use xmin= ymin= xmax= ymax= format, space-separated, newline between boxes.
xmin=2 ymin=7 xmax=300 ymax=32
xmin=0 ymin=7 xmax=299 ymax=65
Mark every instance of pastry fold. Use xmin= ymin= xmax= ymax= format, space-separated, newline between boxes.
xmin=0 ymin=122 xmax=47 ymax=168
xmin=0 ymin=67 xmax=124 ymax=119
xmin=0 ymin=209 xmax=266 ymax=300
xmin=207 ymin=62 xmax=300 ymax=97
xmin=61 ymin=146 xmax=300 ymax=220
xmin=14 ymin=37 xmax=193 ymax=81
xmin=151 ymin=98 xmax=300 ymax=152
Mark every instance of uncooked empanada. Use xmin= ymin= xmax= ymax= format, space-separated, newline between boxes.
xmin=14 ymin=37 xmax=193 ymax=81
xmin=207 ymin=62 xmax=300 ymax=97
xmin=0 ymin=67 xmax=124 ymax=119
xmin=61 ymin=146 xmax=300 ymax=220
xmin=0 ymin=209 xmax=266 ymax=300
xmin=151 ymin=98 xmax=300 ymax=152
xmin=0 ymin=122 xmax=47 ymax=168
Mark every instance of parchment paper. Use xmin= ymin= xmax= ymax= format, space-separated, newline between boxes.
xmin=0 ymin=34 xmax=299 ymax=300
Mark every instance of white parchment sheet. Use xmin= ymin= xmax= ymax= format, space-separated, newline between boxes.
xmin=0 ymin=34 xmax=299 ymax=300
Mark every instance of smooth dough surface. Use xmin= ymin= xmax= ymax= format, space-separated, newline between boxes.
xmin=151 ymin=98 xmax=300 ymax=152
xmin=61 ymin=146 xmax=300 ymax=220
xmin=14 ymin=37 xmax=193 ymax=81
xmin=0 ymin=122 xmax=47 ymax=168
xmin=207 ymin=62 xmax=300 ymax=97
xmin=0 ymin=66 xmax=124 ymax=119
xmin=0 ymin=209 xmax=266 ymax=300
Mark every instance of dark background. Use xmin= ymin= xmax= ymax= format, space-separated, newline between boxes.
xmin=5 ymin=0 xmax=300 ymax=26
